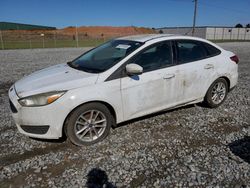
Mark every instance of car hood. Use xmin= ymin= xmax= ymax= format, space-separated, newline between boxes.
xmin=15 ymin=63 xmax=99 ymax=98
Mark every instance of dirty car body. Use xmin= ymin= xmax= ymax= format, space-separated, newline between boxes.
xmin=9 ymin=34 xmax=238 ymax=146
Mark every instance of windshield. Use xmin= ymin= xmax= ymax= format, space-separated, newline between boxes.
xmin=68 ymin=40 xmax=143 ymax=73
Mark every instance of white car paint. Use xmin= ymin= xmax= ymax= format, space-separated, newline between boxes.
xmin=8 ymin=34 xmax=238 ymax=139
xmin=15 ymin=63 xmax=98 ymax=98
xmin=121 ymin=65 xmax=181 ymax=120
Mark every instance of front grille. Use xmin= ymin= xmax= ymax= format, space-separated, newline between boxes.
xmin=20 ymin=125 xmax=50 ymax=135
xmin=9 ymin=99 xmax=18 ymax=113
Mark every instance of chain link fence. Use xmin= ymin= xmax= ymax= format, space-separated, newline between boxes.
xmin=0 ymin=29 xmax=111 ymax=50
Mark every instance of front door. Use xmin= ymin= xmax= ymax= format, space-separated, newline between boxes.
xmin=121 ymin=41 xmax=179 ymax=120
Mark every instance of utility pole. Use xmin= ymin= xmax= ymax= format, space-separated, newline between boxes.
xmin=192 ymin=0 xmax=198 ymax=36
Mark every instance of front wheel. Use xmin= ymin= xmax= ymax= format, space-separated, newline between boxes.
xmin=204 ymin=78 xmax=228 ymax=108
xmin=65 ymin=103 xmax=114 ymax=146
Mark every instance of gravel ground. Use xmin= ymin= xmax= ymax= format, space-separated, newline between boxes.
xmin=0 ymin=43 xmax=249 ymax=188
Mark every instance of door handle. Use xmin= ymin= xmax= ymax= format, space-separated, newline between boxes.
xmin=163 ymin=74 xmax=175 ymax=79
xmin=204 ymin=64 xmax=214 ymax=69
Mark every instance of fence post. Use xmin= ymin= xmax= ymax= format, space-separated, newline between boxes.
xmin=0 ymin=30 xmax=4 ymax=50
xmin=213 ymin=28 xmax=216 ymax=40
xmin=40 ymin=33 xmax=45 ymax=48
xmin=95 ymin=38 xmax=97 ymax=46
xmin=54 ymin=30 xmax=57 ymax=48
xmin=29 ymin=40 xmax=32 ymax=49
xmin=230 ymin=28 xmax=232 ymax=40
xmin=222 ymin=28 xmax=225 ymax=41
xmin=75 ymin=26 xmax=79 ymax=47
xmin=244 ymin=28 xmax=247 ymax=40
xmin=237 ymin=28 xmax=240 ymax=40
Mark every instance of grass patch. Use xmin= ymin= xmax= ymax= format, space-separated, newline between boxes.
xmin=2 ymin=39 xmax=250 ymax=50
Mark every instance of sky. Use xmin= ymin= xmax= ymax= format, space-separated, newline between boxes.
xmin=0 ymin=0 xmax=249 ymax=28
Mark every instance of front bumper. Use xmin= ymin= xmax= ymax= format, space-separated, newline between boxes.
xmin=8 ymin=86 xmax=66 ymax=139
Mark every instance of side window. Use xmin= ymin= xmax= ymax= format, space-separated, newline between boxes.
xmin=176 ymin=40 xmax=208 ymax=64
xmin=130 ymin=41 xmax=173 ymax=72
xmin=203 ymin=42 xmax=221 ymax=57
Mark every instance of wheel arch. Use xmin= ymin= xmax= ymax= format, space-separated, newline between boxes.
xmin=62 ymin=100 xmax=117 ymax=137
xmin=218 ymin=76 xmax=230 ymax=90
xmin=203 ymin=75 xmax=231 ymax=108
xmin=205 ymin=76 xmax=231 ymax=97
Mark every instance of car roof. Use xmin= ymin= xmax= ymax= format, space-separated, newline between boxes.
xmin=117 ymin=34 xmax=178 ymax=42
xmin=116 ymin=34 xmax=215 ymax=44
xmin=116 ymin=34 xmax=224 ymax=51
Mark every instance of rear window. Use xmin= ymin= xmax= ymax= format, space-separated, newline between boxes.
xmin=175 ymin=40 xmax=221 ymax=64
xmin=176 ymin=40 xmax=208 ymax=64
xmin=203 ymin=43 xmax=221 ymax=57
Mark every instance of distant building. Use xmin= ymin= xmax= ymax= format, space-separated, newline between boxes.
xmin=156 ymin=26 xmax=250 ymax=40
xmin=0 ymin=22 xmax=56 ymax=30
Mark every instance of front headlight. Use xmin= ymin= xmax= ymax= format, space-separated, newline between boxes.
xmin=18 ymin=91 xmax=66 ymax=107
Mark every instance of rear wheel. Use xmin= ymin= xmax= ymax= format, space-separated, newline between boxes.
xmin=204 ymin=78 xmax=228 ymax=108
xmin=65 ymin=103 xmax=114 ymax=146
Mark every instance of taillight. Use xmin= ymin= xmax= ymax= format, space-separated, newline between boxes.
xmin=230 ymin=55 xmax=239 ymax=64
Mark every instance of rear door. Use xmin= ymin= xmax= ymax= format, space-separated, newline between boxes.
xmin=173 ymin=40 xmax=219 ymax=102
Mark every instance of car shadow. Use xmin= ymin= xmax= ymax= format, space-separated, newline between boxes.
xmin=228 ymin=136 xmax=250 ymax=164
xmin=86 ymin=168 xmax=117 ymax=188
xmin=0 ymin=81 xmax=14 ymax=95
xmin=114 ymin=104 xmax=195 ymax=129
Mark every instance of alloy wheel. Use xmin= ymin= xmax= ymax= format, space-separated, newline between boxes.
xmin=74 ymin=110 xmax=107 ymax=142
xmin=211 ymin=82 xmax=226 ymax=105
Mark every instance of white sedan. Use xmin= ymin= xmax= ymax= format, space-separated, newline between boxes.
xmin=9 ymin=34 xmax=239 ymax=146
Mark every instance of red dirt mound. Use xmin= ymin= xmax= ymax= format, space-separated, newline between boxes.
xmin=1 ymin=26 xmax=156 ymax=41
xmin=62 ymin=26 xmax=156 ymax=37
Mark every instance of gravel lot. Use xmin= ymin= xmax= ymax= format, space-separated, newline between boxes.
xmin=0 ymin=43 xmax=249 ymax=188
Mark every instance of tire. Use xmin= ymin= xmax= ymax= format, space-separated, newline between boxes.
xmin=204 ymin=78 xmax=229 ymax=108
xmin=65 ymin=103 xmax=114 ymax=146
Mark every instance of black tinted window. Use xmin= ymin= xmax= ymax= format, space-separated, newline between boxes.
xmin=130 ymin=41 xmax=173 ymax=72
xmin=203 ymin=42 xmax=221 ymax=56
xmin=176 ymin=40 xmax=208 ymax=63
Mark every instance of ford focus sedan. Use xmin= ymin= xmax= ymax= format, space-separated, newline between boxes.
xmin=9 ymin=34 xmax=238 ymax=146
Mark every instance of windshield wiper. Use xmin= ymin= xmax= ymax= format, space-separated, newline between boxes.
xmin=67 ymin=62 xmax=102 ymax=73
xmin=78 ymin=66 xmax=103 ymax=73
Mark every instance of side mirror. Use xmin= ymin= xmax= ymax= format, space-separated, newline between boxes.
xmin=126 ymin=64 xmax=143 ymax=76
